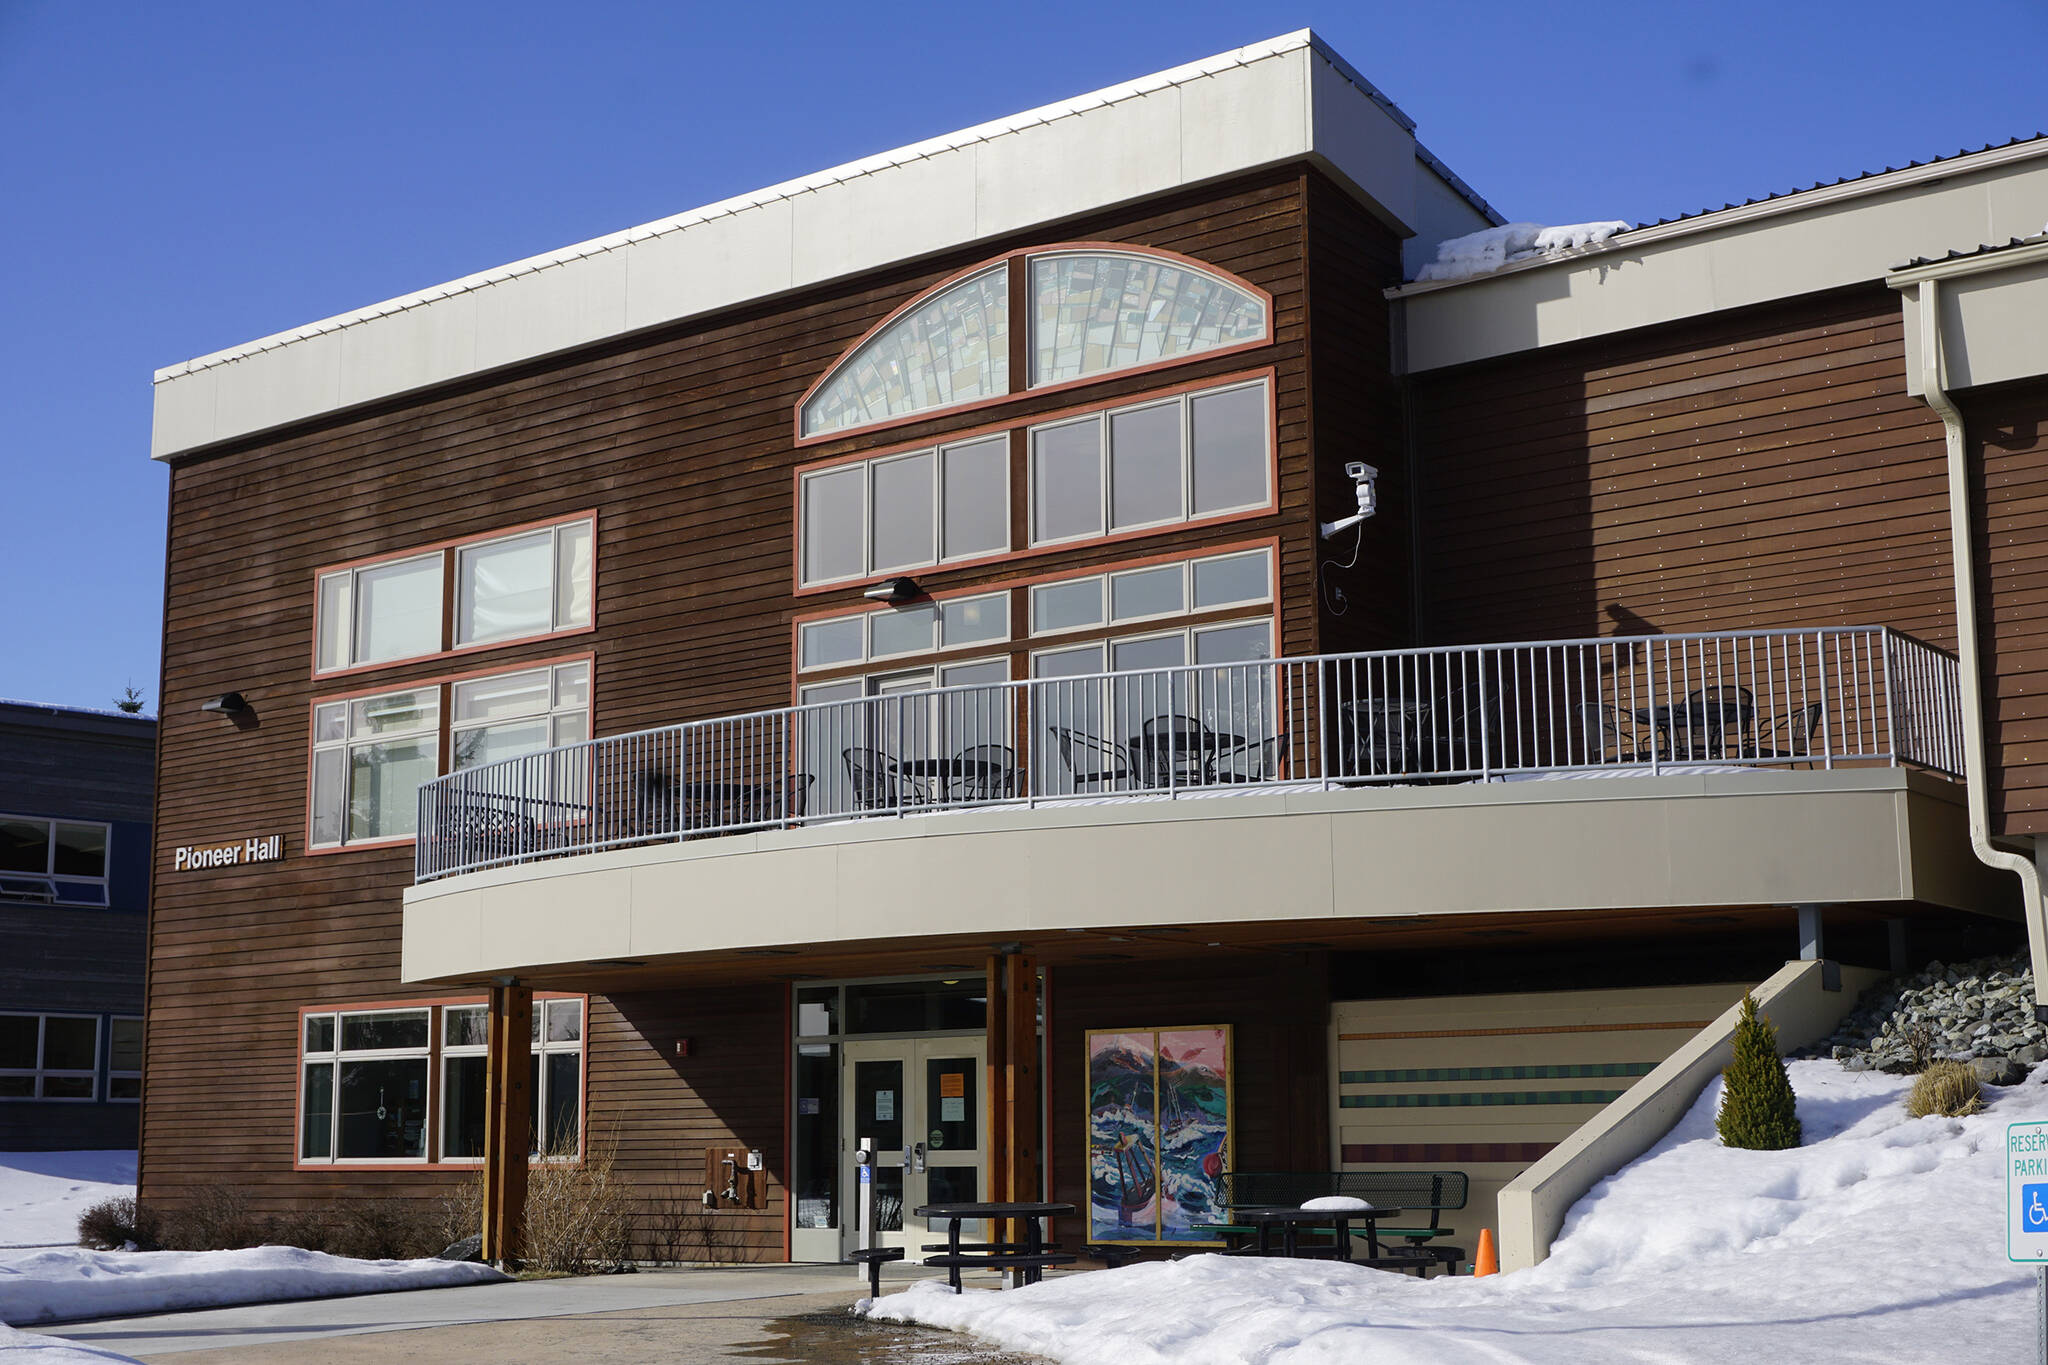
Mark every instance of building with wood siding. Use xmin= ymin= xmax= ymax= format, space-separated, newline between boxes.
xmin=141 ymin=31 xmax=2048 ymax=1265
xmin=2 ymin=700 xmax=153 ymax=1151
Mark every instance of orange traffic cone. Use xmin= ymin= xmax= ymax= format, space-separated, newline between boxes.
xmin=1473 ymin=1228 xmax=1498 ymax=1277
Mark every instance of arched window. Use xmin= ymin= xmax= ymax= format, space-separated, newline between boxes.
xmin=800 ymin=266 xmax=1009 ymax=438
xmin=1030 ymin=251 xmax=1266 ymax=387
xmin=798 ymin=246 xmax=1270 ymax=442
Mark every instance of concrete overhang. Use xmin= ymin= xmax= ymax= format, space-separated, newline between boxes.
xmin=1392 ymin=139 xmax=2048 ymax=374
xmin=400 ymin=767 xmax=2003 ymax=985
xmin=1890 ymin=236 xmax=2048 ymax=395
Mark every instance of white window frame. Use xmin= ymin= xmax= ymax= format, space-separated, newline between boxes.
xmin=315 ymin=552 xmax=444 ymax=674
xmin=450 ymin=662 xmax=591 ymax=772
xmin=0 ymin=814 xmax=111 ymax=907
xmin=453 ymin=518 xmax=595 ymax=649
xmin=1029 ymin=547 xmax=1273 ymax=638
xmin=106 ymin=1016 xmax=142 ymax=1102
xmin=439 ymin=997 xmax=586 ymax=1163
xmin=797 ymin=593 xmax=1010 ymax=674
xmin=0 ymin=1012 xmax=102 ymax=1102
xmin=1026 ymin=378 xmax=1270 ymax=547
xmin=797 ymin=437 xmax=1013 ymax=589
xmin=298 ymin=1006 xmax=434 ymax=1166
xmin=310 ymin=687 xmax=442 ymax=849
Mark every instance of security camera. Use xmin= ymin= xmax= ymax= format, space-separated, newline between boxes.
xmin=1321 ymin=463 xmax=1380 ymax=538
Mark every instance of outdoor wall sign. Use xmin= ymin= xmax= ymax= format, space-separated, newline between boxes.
xmin=1086 ymin=1025 xmax=1234 ymax=1246
xmin=170 ymin=834 xmax=284 ymax=871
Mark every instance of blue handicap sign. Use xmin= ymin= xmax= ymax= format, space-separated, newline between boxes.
xmin=859 ymin=1163 xmax=872 ymax=1185
xmin=2026 ymin=1183 xmax=2048 ymax=1234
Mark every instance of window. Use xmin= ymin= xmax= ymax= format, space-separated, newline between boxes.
xmin=441 ymin=998 xmax=584 ymax=1160
xmin=451 ymin=663 xmax=591 ymax=771
xmin=315 ymin=516 xmax=595 ymax=674
xmin=1029 ymin=548 xmax=1272 ymax=636
xmin=0 ymin=815 xmax=110 ymax=906
xmin=1031 ymin=251 xmax=1267 ymax=386
xmin=107 ymin=1017 xmax=142 ymax=1101
xmin=798 ymin=436 xmax=1011 ymax=587
xmin=300 ymin=1008 xmax=430 ymax=1162
xmin=455 ymin=519 xmax=593 ymax=648
xmin=316 ymin=554 xmax=441 ymax=672
xmin=0 ymin=1013 xmax=101 ymax=1101
xmin=799 ymin=247 xmax=1268 ymax=441
xmin=311 ymin=688 xmax=440 ymax=847
xmin=1029 ymin=379 xmax=1268 ymax=546
xmin=801 ymin=267 xmax=1009 ymax=437
xmin=796 ymin=594 xmax=1009 ymax=673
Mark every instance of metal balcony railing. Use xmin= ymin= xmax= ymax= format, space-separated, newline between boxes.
xmin=414 ymin=626 xmax=1963 ymax=883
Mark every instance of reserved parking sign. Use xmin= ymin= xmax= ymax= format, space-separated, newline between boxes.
xmin=2010 ymin=1122 xmax=2048 ymax=1262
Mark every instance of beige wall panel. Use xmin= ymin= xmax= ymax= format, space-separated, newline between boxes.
xmin=791 ymin=150 xmax=980 ymax=288
xmin=472 ymin=248 xmax=629 ymax=374
xmin=621 ymin=200 xmax=796 ymax=333
xmin=1306 ymin=55 xmax=1415 ymax=232
xmin=336 ymin=291 xmax=478 ymax=409
xmin=209 ymin=331 xmax=344 ymax=440
xmin=149 ymin=363 xmax=217 ymax=459
xmin=1179 ymin=53 xmax=1308 ymax=187
xmin=973 ymin=87 xmax=1185 ymax=240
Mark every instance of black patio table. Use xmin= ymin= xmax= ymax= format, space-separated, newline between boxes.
xmin=1233 ymin=1202 xmax=1395 ymax=1261
xmin=893 ymin=756 xmax=1008 ymax=801
xmin=1633 ymin=695 xmax=1757 ymax=761
xmin=914 ymin=1200 xmax=1077 ymax=1291
xmin=1125 ymin=724 xmax=1247 ymax=786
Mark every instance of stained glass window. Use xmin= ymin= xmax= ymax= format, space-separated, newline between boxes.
xmin=1031 ymin=252 xmax=1266 ymax=387
xmin=802 ymin=268 xmax=1009 ymax=436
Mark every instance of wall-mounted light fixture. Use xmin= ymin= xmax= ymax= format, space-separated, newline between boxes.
xmin=199 ymin=692 xmax=249 ymax=716
xmin=862 ymin=576 xmax=921 ymax=604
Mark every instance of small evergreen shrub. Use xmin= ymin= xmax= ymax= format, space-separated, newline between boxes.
xmin=1717 ymin=993 xmax=1803 ymax=1149
xmin=1906 ymin=1059 xmax=1984 ymax=1118
xmin=77 ymin=1196 xmax=161 ymax=1251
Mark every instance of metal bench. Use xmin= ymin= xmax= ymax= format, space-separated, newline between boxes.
xmin=846 ymin=1245 xmax=903 ymax=1298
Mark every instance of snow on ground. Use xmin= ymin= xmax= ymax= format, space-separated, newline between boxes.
xmin=0 ymin=1320 xmax=141 ymax=1363
xmin=0 ymin=1246 xmax=507 ymax=1327
xmin=867 ymin=1060 xmax=2042 ymax=1363
xmin=1415 ymin=221 xmax=1630 ymax=282
xmin=0 ymin=1153 xmax=135 ymax=1250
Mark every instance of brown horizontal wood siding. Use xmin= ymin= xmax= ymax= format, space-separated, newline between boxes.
xmin=1410 ymin=286 xmax=1956 ymax=651
xmin=142 ymin=166 xmax=1394 ymax=1247
xmin=1046 ymin=954 xmax=1329 ymax=1256
xmin=1967 ymin=375 xmax=2048 ymax=837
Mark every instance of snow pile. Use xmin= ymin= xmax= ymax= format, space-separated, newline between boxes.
xmin=0 ymin=1246 xmax=507 ymax=1327
xmin=0 ymin=1153 xmax=135 ymax=1249
xmin=0 ymin=1321 xmax=140 ymax=1363
xmin=1415 ymin=221 xmax=1630 ymax=283
xmin=866 ymin=1060 xmax=2042 ymax=1362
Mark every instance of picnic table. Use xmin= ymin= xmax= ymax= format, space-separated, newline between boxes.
xmin=915 ymin=1200 xmax=1076 ymax=1292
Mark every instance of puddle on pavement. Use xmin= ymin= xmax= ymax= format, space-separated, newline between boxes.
xmin=743 ymin=1308 xmax=1048 ymax=1364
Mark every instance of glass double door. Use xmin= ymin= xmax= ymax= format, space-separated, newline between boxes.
xmin=841 ymin=1036 xmax=985 ymax=1256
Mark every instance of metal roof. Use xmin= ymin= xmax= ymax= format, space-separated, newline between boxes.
xmin=1893 ymin=229 xmax=2048 ymax=271
xmin=1638 ymin=133 xmax=2048 ymax=229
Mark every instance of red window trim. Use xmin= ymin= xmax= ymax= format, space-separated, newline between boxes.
xmin=792 ymin=241 xmax=1276 ymax=450
xmin=790 ymin=366 xmax=1280 ymax=598
xmin=309 ymin=509 xmax=600 ymax=683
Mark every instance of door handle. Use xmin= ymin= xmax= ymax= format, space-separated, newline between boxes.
xmin=913 ymin=1142 xmax=927 ymax=1174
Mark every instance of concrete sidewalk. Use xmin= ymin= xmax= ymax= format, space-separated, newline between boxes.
xmin=42 ymin=1263 xmax=1048 ymax=1363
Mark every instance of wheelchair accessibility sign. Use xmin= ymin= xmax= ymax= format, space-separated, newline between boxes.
xmin=2010 ymin=1122 xmax=2048 ymax=1261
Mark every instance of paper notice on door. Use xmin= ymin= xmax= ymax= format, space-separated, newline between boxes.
xmin=940 ymin=1072 xmax=965 ymax=1098
xmin=941 ymin=1096 xmax=966 ymax=1122
xmin=875 ymin=1090 xmax=895 ymax=1121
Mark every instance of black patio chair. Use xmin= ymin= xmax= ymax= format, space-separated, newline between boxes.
xmin=1138 ymin=714 xmax=1215 ymax=786
xmin=843 ymin=747 xmax=906 ymax=810
xmin=1212 ymin=731 xmax=1287 ymax=783
xmin=1758 ymin=701 xmax=1825 ymax=765
xmin=951 ymin=744 xmax=1018 ymax=800
xmin=1351 ymin=698 xmax=1431 ymax=777
xmin=1683 ymin=685 xmax=1756 ymax=760
xmin=1048 ymin=726 xmax=1132 ymax=793
xmin=1579 ymin=702 xmax=1646 ymax=765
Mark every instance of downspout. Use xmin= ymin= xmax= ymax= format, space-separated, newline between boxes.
xmin=1912 ymin=277 xmax=2048 ymax=1016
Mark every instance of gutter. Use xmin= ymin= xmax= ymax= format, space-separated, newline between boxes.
xmin=1902 ymin=274 xmax=2048 ymax=1015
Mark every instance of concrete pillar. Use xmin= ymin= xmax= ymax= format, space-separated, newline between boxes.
xmin=1795 ymin=906 xmax=1840 ymax=991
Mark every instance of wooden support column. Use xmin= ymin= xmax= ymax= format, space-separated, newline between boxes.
xmin=480 ymin=983 xmax=532 ymax=1269
xmin=984 ymin=952 xmax=1040 ymax=1249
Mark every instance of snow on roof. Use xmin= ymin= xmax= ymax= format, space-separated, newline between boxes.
xmin=1412 ymin=220 xmax=1630 ymax=283
xmin=0 ymin=698 xmax=156 ymax=724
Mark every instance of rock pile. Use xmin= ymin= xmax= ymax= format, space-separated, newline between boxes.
xmin=1812 ymin=951 xmax=2045 ymax=1085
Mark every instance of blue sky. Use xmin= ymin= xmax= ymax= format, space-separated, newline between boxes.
xmin=3 ymin=0 xmax=2043 ymax=711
